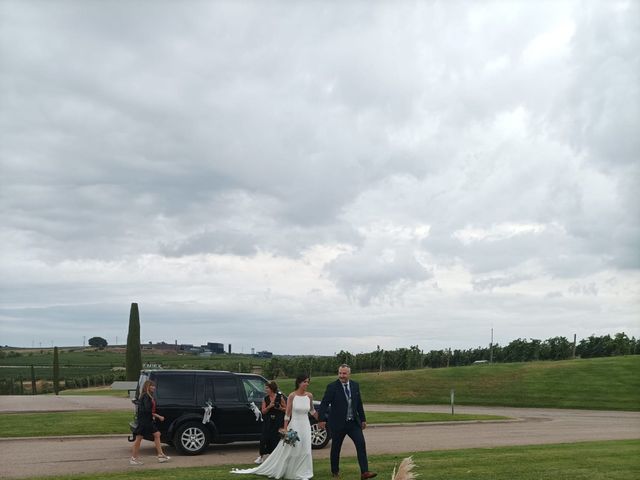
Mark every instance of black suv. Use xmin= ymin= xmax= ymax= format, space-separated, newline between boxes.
xmin=129 ymin=369 xmax=330 ymax=455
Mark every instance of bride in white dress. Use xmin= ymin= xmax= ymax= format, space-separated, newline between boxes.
xmin=232 ymin=374 xmax=317 ymax=480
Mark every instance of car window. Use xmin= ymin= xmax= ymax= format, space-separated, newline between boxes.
xmin=213 ymin=376 xmax=241 ymax=402
xmin=242 ymin=377 xmax=267 ymax=403
xmin=203 ymin=377 xmax=213 ymax=403
xmin=136 ymin=373 xmax=149 ymax=399
xmin=156 ymin=374 xmax=194 ymax=402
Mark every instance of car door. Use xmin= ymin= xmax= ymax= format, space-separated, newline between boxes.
xmin=240 ymin=375 xmax=268 ymax=435
xmin=154 ymin=373 xmax=196 ymax=434
xmin=210 ymin=375 xmax=259 ymax=437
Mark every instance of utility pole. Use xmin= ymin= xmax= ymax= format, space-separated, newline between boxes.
xmin=572 ymin=334 xmax=577 ymax=359
xmin=490 ymin=327 xmax=494 ymax=364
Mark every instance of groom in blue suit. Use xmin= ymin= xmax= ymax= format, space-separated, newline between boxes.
xmin=318 ymin=364 xmax=377 ymax=480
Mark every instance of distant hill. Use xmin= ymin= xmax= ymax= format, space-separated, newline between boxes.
xmin=277 ymin=355 xmax=640 ymax=411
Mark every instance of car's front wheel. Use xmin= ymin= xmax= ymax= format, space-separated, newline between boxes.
xmin=174 ymin=422 xmax=210 ymax=455
xmin=310 ymin=422 xmax=330 ymax=449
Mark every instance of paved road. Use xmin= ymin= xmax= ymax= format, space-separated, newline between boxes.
xmin=0 ymin=395 xmax=134 ymax=413
xmin=0 ymin=396 xmax=639 ymax=478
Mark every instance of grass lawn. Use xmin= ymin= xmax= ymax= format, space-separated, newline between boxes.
xmin=0 ymin=411 xmax=508 ymax=438
xmin=6 ymin=355 xmax=639 ymax=411
xmin=0 ymin=411 xmax=135 ymax=437
xmin=28 ymin=440 xmax=640 ymax=480
xmin=59 ymin=387 xmax=130 ymax=397
xmin=274 ymin=355 xmax=640 ymax=411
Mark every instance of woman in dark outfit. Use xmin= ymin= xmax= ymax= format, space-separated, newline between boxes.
xmin=255 ymin=381 xmax=286 ymax=464
xmin=130 ymin=380 xmax=171 ymax=465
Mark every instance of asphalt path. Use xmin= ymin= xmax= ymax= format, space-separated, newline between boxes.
xmin=0 ymin=396 xmax=639 ymax=478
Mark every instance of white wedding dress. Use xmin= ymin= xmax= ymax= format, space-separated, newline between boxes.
xmin=232 ymin=395 xmax=314 ymax=480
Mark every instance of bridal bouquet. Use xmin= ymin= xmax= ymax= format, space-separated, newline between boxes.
xmin=281 ymin=428 xmax=300 ymax=446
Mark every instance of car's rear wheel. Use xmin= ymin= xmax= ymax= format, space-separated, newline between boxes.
xmin=310 ymin=422 xmax=330 ymax=449
xmin=174 ymin=422 xmax=210 ymax=455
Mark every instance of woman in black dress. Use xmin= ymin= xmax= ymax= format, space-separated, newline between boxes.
xmin=255 ymin=380 xmax=286 ymax=464
xmin=130 ymin=380 xmax=171 ymax=465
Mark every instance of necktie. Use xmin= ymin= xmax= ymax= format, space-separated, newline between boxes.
xmin=344 ymin=383 xmax=353 ymax=420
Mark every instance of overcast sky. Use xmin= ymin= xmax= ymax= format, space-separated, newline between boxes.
xmin=1 ymin=0 xmax=638 ymax=356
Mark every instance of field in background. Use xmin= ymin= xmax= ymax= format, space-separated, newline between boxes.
xmin=277 ymin=355 xmax=640 ymax=411
xmin=0 ymin=348 xmax=268 ymax=393
xmin=0 ymin=348 xmax=267 ymax=377
xmin=2 ymin=348 xmax=639 ymax=411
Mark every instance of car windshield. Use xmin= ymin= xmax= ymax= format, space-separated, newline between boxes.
xmin=241 ymin=377 xmax=267 ymax=403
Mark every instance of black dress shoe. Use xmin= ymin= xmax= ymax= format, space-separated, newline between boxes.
xmin=361 ymin=472 xmax=377 ymax=480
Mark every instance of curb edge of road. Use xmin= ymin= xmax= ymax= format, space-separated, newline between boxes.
xmin=0 ymin=418 xmax=523 ymax=442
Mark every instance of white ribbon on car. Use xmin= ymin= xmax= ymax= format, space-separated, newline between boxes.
xmin=202 ymin=401 xmax=213 ymax=424
xmin=249 ymin=402 xmax=263 ymax=422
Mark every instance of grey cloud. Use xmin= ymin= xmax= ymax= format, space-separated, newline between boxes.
xmin=326 ymin=245 xmax=432 ymax=306
xmin=555 ymin=0 xmax=639 ymax=168
xmin=0 ymin=1 xmax=638 ymax=350
xmin=161 ymin=229 xmax=259 ymax=257
xmin=568 ymin=282 xmax=598 ymax=297
xmin=472 ymin=274 xmax=532 ymax=292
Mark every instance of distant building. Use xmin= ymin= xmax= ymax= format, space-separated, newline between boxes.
xmin=256 ymin=350 xmax=273 ymax=358
xmin=207 ymin=342 xmax=225 ymax=354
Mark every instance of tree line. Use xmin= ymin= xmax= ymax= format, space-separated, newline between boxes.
xmin=263 ymin=332 xmax=639 ymax=378
xmin=1 ymin=331 xmax=636 ymax=394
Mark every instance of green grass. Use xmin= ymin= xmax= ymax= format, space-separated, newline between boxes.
xmin=0 ymin=411 xmax=135 ymax=437
xmin=5 ymin=352 xmax=639 ymax=411
xmin=0 ymin=411 xmax=507 ymax=438
xmin=366 ymin=411 xmax=506 ymax=423
xmin=59 ymin=387 xmax=130 ymax=397
xmin=28 ymin=440 xmax=640 ymax=480
xmin=275 ymin=356 xmax=640 ymax=411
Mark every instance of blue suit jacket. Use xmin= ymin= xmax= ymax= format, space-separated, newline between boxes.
xmin=318 ymin=379 xmax=366 ymax=431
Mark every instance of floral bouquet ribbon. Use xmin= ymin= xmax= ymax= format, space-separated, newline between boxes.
xmin=202 ymin=401 xmax=213 ymax=424
xmin=281 ymin=428 xmax=300 ymax=446
xmin=249 ymin=402 xmax=263 ymax=422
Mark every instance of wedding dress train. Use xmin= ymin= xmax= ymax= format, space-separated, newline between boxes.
xmin=231 ymin=395 xmax=313 ymax=480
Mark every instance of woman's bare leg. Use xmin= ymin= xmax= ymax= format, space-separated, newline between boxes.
xmin=131 ymin=435 xmax=143 ymax=459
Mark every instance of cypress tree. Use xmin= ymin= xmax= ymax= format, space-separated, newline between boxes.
xmin=126 ymin=302 xmax=143 ymax=381
xmin=52 ymin=346 xmax=60 ymax=395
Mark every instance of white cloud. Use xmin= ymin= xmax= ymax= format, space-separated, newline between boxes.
xmin=453 ymin=222 xmax=552 ymax=245
xmin=522 ymin=19 xmax=576 ymax=65
xmin=0 ymin=0 xmax=638 ymax=353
